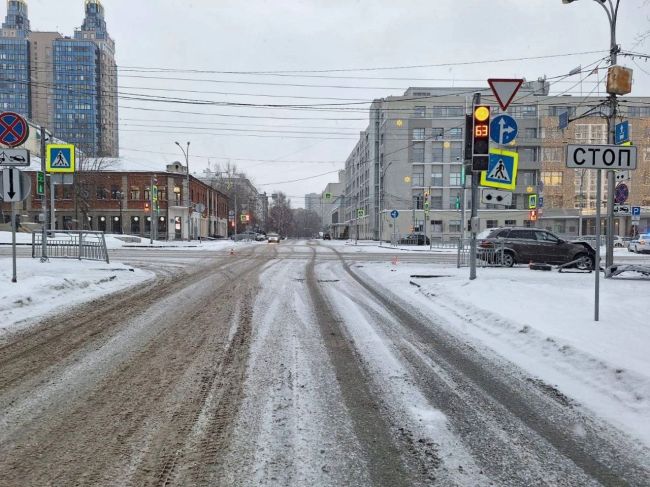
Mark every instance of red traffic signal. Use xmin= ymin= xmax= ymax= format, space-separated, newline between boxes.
xmin=144 ymin=202 xmax=150 ymax=213
xmin=529 ymin=209 xmax=538 ymax=221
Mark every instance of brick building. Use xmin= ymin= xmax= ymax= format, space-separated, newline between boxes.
xmin=1 ymin=162 xmax=229 ymax=240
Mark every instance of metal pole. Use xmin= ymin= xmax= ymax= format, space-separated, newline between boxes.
xmin=605 ymin=0 xmax=619 ymax=270
xmin=11 ymin=202 xmax=17 ymax=283
xmin=595 ymin=170 xmax=602 ymax=321
xmin=150 ymin=175 xmax=154 ymax=244
xmin=469 ymin=92 xmax=481 ymax=280
xmin=50 ymin=175 xmax=55 ymax=232
xmin=186 ymin=144 xmax=191 ymax=241
xmin=40 ymin=126 xmax=48 ymax=262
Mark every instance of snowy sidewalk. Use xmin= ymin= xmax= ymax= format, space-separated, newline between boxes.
xmin=0 ymin=258 xmax=154 ymax=338
xmin=357 ymin=262 xmax=650 ymax=447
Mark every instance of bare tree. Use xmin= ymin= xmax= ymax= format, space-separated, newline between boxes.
xmin=74 ymin=155 xmax=118 ymax=229
xmin=268 ymin=192 xmax=294 ymax=237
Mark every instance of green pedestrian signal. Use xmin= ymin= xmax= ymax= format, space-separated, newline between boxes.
xmin=37 ymin=171 xmax=45 ymax=196
xmin=325 ymin=192 xmax=332 ymax=200
xmin=455 ymin=195 xmax=461 ymax=210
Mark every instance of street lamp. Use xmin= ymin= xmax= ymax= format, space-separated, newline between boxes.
xmin=563 ymin=0 xmax=620 ymax=267
xmin=115 ymin=190 xmax=124 ymax=234
xmin=175 ymin=141 xmax=191 ymax=240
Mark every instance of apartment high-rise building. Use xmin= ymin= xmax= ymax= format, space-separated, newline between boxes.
xmin=0 ymin=0 xmax=118 ymax=157
xmin=342 ymin=83 xmax=650 ymax=241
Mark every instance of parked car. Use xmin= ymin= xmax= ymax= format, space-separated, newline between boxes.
xmin=267 ymin=232 xmax=280 ymax=243
xmin=231 ymin=231 xmax=257 ymax=241
xmin=399 ymin=233 xmax=430 ymax=246
xmin=630 ymin=235 xmax=650 ymax=253
xmin=323 ymin=233 xmax=331 ymax=240
xmin=477 ymin=227 xmax=595 ymax=269
xmin=255 ymin=233 xmax=267 ymax=241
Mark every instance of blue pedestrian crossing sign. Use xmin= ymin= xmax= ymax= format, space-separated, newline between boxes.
xmin=46 ymin=144 xmax=75 ymax=173
xmin=490 ymin=114 xmax=518 ymax=145
xmin=480 ymin=148 xmax=519 ymax=191
xmin=390 ymin=209 xmax=399 ymax=219
xmin=615 ymin=121 xmax=629 ymax=145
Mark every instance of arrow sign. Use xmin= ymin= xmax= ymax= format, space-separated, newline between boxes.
xmin=1 ymin=167 xmax=26 ymax=202
xmin=487 ymin=78 xmax=524 ymax=111
xmin=490 ymin=114 xmax=518 ymax=145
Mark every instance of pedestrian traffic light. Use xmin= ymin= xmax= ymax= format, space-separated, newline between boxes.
xmin=472 ymin=105 xmax=491 ymax=171
xmin=529 ymin=209 xmax=538 ymax=221
xmin=455 ymin=195 xmax=461 ymax=210
xmin=37 ymin=171 xmax=45 ymax=196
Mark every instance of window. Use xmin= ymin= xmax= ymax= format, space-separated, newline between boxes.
xmin=509 ymin=105 xmax=537 ymax=118
xmin=518 ymin=147 xmax=538 ymax=163
xmin=430 ymin=195 xmax=443 ymax=209
xmin=412 ymin=128 xmax=425 ymax=140
xmin=541 ymin=127 xmax=562 ymax=139
xmin=96 ymin=186 xmax=107 ymax=200
xmin=431 ymin=220 xmax=443 ymax=233
xmin=542 ymin=147 xmax=562 ymax=161
xmin=519 ymin=171 xmax=537 ymax=187
xmin=505 ymin=219 xmax=517 ymax=227
xmin=431 ymin=142 xmax=444 ymax=161
xmin=130 ymin=185 xmax=140 ymax=200
xmin=644 ymin=148 xmax=650 ymax=162
xmin=431 ymin=106 xmax=464 ymax=118
xmin=449 ymin=194 xmax=461 ymax=209
xmin=450 ymin=142 xmax=462 ymax=161
xmin=413 ymin=193 xmax=423 ymax=210
xmin=511 ymin=229 xmax=536 ymax=239
xmin=446 ymin=127 xmax=462 ymax=139
xmin=448 ymin=220 xmax=462 ymax=233
xmin=542 ymin=171 xmax=563 ymax=186
xmin=431 ymin=166 xmax=443 ymax=186
xmin=628 ymin=106 xmax=650 ymax=117
xmin=486 ymin=219 xmax=498 ymax=229
xmin=449 ymin=168 xmax=462 ymax=186
xmin=413 ymin=106 xmax=426 ymax=118
xmin=548 ymin=106 xmax=576 ymax=117
xmin=535 ymin=231 xmax=559 ymax=243
xmin=412 ymin=165 xmax=424 ymax=186
xmin=412 ymin=142 xmax=425 ymax=162
xmin=431 ymin=127 xmax=444 ymax=140
xmin=524 ymin=128 xmax=537 ymax=139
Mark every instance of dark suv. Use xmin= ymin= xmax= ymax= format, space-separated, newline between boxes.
xmin=477 ymin=227 xmax=595 ymax=269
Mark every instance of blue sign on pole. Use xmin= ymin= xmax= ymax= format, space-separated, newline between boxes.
xmin=632 ymin=206 xmax=641 ymax=217
xmin=615 ymin=120 xmax=629 ymax=145
xmin=390 ymin=210 xmax=399 ymax=219
xmin=490 ymin=114 xmax=518 ymax=145
xmin=558 ymin=111 xmax=569 ymax=130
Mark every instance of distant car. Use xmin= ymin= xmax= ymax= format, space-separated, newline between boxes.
xmin=399 ymin=233 xmax=430 ymax=246
xmin=323 ymin=233 xmax=331 ymax=240
xmin=267 ymin=232 xmax=280 ymax=243
xmin=477 ymin=227 xmax=595 ymax=269
xmin=255 ymin=233 xmax=266 ymax=241
xmin=231 ymin=231 xmax=257 ymax=241
xmin=630 ymin=235 xmax=650 ymax=253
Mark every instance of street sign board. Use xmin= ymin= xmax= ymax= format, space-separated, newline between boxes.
xmin=46 ymin=144 xmax=75 ymax=173
xmin=0 ymin=112 xmax=29 ymax=147
xmin=566 ymin=144 xmax=637 ymax=170
xmin=528 ymin=194 xmax=538 ymax=209
xmin=357 ymin=209 xmax=365 ymax=218
xmin=632 ymin=206 xmax=641 ymax=217
xmin=613 ymin=204 xmax=631 ymax=216
xmin=390 ymin=210 xmax=399 ymax=219
xmin=480 ymin=148 xmax=519 ymax=191
xmin=490 ymin=114 xmax=518 ymax=145
xmin=325 ymin=192 xmax=332 ymax=200
xmin=558 ymin=111 xmax=569 ymax=130
xmin=481 ymin=188 xmax=512 ymax=206
xmin=487 ymin=78 xmax=524 ymax=111
xmin=538 ymin=196 xmax=544 ymax=208
xmin=614 ymin=183 xmax=629 ymax=204
xmin=0 ymin=149 xmax=30 ymax=167
xmin=0 ymin=167 xmax=31 ymax=202
xmin=615 ymin=120 xmax=629 ymax=145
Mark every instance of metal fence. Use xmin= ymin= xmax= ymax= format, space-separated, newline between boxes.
xmin=456 ymin=238 xmax=508 ymax=268
xmin=32 ymin=231 xmax=110 ymax=263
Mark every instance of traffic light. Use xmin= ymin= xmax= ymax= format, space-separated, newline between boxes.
xmin=37 ymin=171 xmax=45 ymax=196
xmin=472 ymin=105 xmax=491 ymax=171
xmin=144 ymin=202 xmax=150 ymax=213
xmin=529 ymin=209 xmax=538 ymax=221
xmin=455 ymin=194 xmax=461 ymax=210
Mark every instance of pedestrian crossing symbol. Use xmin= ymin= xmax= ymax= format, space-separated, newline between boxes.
xmin=480 ymin=148 xmax=518 ymax=191
xmin=46 ymin=144 xmax=75 ymax=173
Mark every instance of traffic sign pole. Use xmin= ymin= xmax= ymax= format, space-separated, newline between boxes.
xmin=595 ymin=170 xmax=602 ymax=321
xmin=40 ymin=126 xmax=49 ymax=262
xmin=11 ymin=202 xmax=17 ymax=283
xmin=469 ymin=92 xmax=481 ymax=281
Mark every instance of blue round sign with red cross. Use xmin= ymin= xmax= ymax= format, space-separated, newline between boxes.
xmin=0 ymin=112 xmax=29 ymax=148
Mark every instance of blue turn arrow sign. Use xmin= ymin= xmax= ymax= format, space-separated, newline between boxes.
xmin=490 ymin=114 xmax=518 ymax=145
xmin=615 ymin=120 xmax=629 ymax=145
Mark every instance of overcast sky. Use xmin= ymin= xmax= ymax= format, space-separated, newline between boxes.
xmin=23 ymin=0 xmax=650 ymax=206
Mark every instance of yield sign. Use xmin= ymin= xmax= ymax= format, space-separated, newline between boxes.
xmin=487 ymin=79 xmax=524 ymax=111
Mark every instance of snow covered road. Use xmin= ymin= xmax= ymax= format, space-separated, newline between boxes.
xmin=0 ymin=240 xmax=648 ymax=486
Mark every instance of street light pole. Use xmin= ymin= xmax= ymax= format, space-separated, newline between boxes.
xmin=563 ymin=0 xmax=620 ymax=268
xmin=175 ymin=141 xmax=191 ymax=241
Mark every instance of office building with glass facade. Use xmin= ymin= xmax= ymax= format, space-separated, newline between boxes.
xmin=0 ymin=0 xmax=118 ymax=157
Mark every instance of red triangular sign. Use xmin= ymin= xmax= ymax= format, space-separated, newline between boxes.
xmin=488 ymin=78 xmax=524 ymax=111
